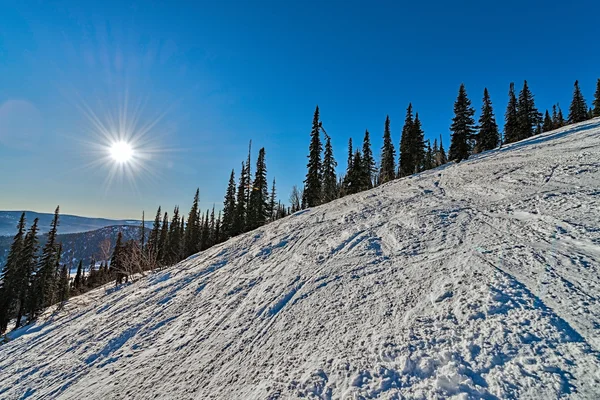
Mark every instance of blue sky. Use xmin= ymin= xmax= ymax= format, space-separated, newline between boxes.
xmin=0 ymin=0 xmax=598 ymax=219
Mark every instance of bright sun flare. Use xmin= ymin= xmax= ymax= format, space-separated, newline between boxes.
xmin=109 ymin=141 xmax=134 ymax=163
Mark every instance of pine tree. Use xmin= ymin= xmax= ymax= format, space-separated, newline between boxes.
xmin=111 ymin=232 xmax=126 ymax=285
xmin=222 ymin=170 xmax=237 ymax=239
xmin=184 ymin=189 xmax=200 ymax=257
xmin=208 ymin=206 xmax=216 ymax=246
xmin=542 ymin=110 xmax=554 ymax=132
xmin=423 ymin=140 xmax=434 ymax=170
xmin=504 ymin=82 xmax=519 ymax=144
xmin=361 ymin=130 xmax=375 ymax=188
xmin=17 ymin=218 xmax=38 ymax=328
xmin=248 ymin=148 xmax=269 ymax=229
xmin=33 ymin=206 xmax=61 ymax=315
xmin=304 ymin=106 xmax=323 ymax=207
xmin=232 ymin=162 xmax=247 ymax=235
xmin=158 ymin=211 xmax=169 ymax=264
xmin=0 ymin=213 xmax=26 ymax=332
xmin=214 ymin=212 xmax=221 ymax=243
xmin=200 ymin=209 xmax=210 ymax=250
xmin=167 ymin=206 xmax=181 ymax=265
xmin=516 ymin=80 xmax=541 ymax=141
xmin=346 ymin=150 xmax=366 ymax=194
xmin=593 ymin=79 xmax=600 ymax=117
xmin=322 ymin=133 xmax=338 ymax=203
xmin=449 ymin=84 xmax=476 ymax=162
xmin=476 ymin=88 xmax=500 ymax=152
xmin=411 ymin=113 xmax=425 ymax=172
xmin=399 ymin=104 xmax=414 ymax=177
xmin=589 ymin=108 xmax=594 ymax=119
xmin=148 ymin=206 xmax=162 ymax=259
xmin=568 ymin=80 xmax=588 ymax=123
xmin=245 ymin=141 xmax=253 ymax=210
xmin=379 ymin=115 xmax=396 ymax=183
xmin=437 ymin=135 xmax=447 ymax=166
xmin=73 ymin=260 xmax=83 ymax=292
xmin=268 ymin=178 xmax=277 ymax=222
xmin=347 ymin=137 xmax=353 ymax=173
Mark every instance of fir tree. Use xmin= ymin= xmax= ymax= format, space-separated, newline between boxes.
xmin=516 ymin=80 xmax=541 ymax=141
xmin=158 ymin=211 xmax=169 ymax=264
xmin=399 ymin=104 xmax=414 ymax=177
xmin=304 ymin=106 xmax=323 ymax=207
xmin=222 ymin=170 xmax=237 ymax=239
xmin=232 ymin=162 xmax=248 ymax=235
xmin=184 ymin=189 xmax=200 ymax=257
xmin=248 ymin=148 xmax=269 ymax=229
xmin=0 ymin=213 xmax=26 ymax=333
xmin=423 ymin=140 xmax=434 ymax=170
xmin=476 ymin=88 xmax=500 ymax=152
xmin=167 ymin=206 xmax=181 ymax=265
xmin=73 ymin=260 xmax=83 ymax=292
xmin=542 ymin=110 xmax=554 ymax=132
xmin=17 ymin=218 xmax=38 ymax=327
xmin=111 ymin=232 xmax=126 ymax=285
xmin=437 ymin=135 xmax=447 ymax=166
xmin=200 ymin=209 xmax=210 ymax=250
xmin=362 ymin=130 xmax=375 ymax=188
xmin=411 ymin=113 xmax=425 ymax=172
xmin=346 ymin=150 xmax=366 ymax=194
xmin=34 ymin=206 xmax=61 ymax=315
xmin=140 ymin=211 xmax=145 ymax=251
xmin=593 ymin=79 xmax=600 ymax=117
xmin=379 ymin=115 xmax=396 ymax=183
xmin=568 ymin=80 xmax=588 ymax=123
xmin=322 ymin=133 xmax=338 ymax=203
xmin=268 ymin=178 xmax=277 ymax=221
xmin=347 ymin=137 xmax=353 ymax=173
xmin=449 ymin=84 xmax=476 ymax=162
xmin=208 ymin=206 xmax=216 ymax=247
xmin=148 ymin=206 xmax=162 ymax=259
xmin=504 ymin=82 xmax=519 ymax=144
xmin=557 ymin=105 xmax=565 ymax=127
xmin=214 ymin=212 xmax=221 ymax=243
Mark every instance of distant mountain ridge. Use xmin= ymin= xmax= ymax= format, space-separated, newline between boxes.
xmin=0 ymin=211 xmax=145 ymax=237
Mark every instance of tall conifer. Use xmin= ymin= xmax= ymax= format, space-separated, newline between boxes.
xmin=304 ymin=106 xmax=323 ymax=207
xmin=476 ymin=88 xmax=500 ymax=152
xmin=379 ymin=115 xmax=396 ymax=183
xmin=568 ymin=80 xmax=588 ymax=123
xmin=504 ymin=83 xmax=519 ymax=144
xmin=449 ymin=84 xmax=476 ymax=162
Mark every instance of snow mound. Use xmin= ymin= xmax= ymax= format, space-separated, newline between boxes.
xmin=2 ymin=119 xmax=600 ymax=399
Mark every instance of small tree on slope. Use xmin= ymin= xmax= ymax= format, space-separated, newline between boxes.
xmin=568 ymin=80 xmax=588 ymax=124
xmin=476 ymin=88 xmax=500 ymax=152
xmin=449 ymin=83 xmax=476 ymax=162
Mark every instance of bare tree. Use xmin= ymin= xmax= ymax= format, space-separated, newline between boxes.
xmin=289 ymin=185 xmax=302 ymax=213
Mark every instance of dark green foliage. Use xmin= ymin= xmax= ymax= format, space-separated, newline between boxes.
xmin=199 ymin=210 xmax=210 ymax=250
xmin=449 ymin=84 xmax=476 ymax=162
xmin=73 ymin=260 xmax=83 ymax=292
xmin=423 ymin=140 xmax=434 ymax=170
xmin=57 ymin=264 xmax=70 ymax=305
xmin=33 ymin=206 xmax=60 ymax=316
xmin=167 ymin=207 xmax=182 ymax=265
xmin=399 ymin=103 xmax=414 ymax=177
xmin=568 ymin=80 xmax=588 ymax=123
xmin=345 ymin=150 xmax=369 ymax=194
xmin=248 ymin=148 xmax=269 ymax=229
xmin=304 ymin=106 xmax=323 ymax=207
xmin=361 ymin=130 xmax=375 ymax=188
xmin=516 ymin=80 xmax=541 ymax=141
xmin=379 ymin=115 xmax=396 ymax=183
xmin=148 ymin=206 xmax=162 ymax=259
xmin=158 ymin=211 xmax=169 ymax=265
xmin=0 ymin=213 xmax=26 ymax=332
xmin=17 ymin=219 xmax=38 ymax=328
xmin=476 ymin=88 xmax=500 ymax=152
xmin=232 ymin=162 xmax=248 ymax=235
xmin=184 ymin=189 xmax=201 ymax=257
xmin=222 ymin=170 xmax=236 ymax=239
xmin=322 ymin=134 xmax=338 ymax=203
xmin=542 ymin=110 xmax=554 ymax=132
xmin=411 ymin=113 xmax=425 ymax=172
xmin=436 ymin=135 xmax=447 ymax=166
xmin=504 ymin=83 xmax=519 ymax=144
xmin=593 ymin=79 xmax=600 ymax=117
xmin=111 ymin=231 xmax=126 ymax=285
xmin=268 ymin=179 xmax=277 ymax=222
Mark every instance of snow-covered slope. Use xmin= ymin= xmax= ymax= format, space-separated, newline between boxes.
xmin=2 ymin=120 xmax=600 ymax=399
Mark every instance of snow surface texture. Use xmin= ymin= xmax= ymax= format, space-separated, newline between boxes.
xmin=2 ymin=119 xmax=600 ymax=399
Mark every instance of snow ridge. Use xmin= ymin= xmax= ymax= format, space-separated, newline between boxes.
xmin=1 ymin=119 xmax=600 ymax=399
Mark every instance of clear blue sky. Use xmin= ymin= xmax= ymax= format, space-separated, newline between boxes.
xmin=1 ymin=0 xmax=598 ymax=219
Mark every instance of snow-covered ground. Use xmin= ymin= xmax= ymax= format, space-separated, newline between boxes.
xmin=1 ymin=119 xmax=600 ymax=399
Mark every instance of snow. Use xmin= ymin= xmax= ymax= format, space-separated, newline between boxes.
xmin=1 ymin=119 xmax=600 ymax=399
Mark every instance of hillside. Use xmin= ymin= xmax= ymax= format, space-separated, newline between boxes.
xmin=0 ymin=225 xmax=148 ymax=268
xmin=0 ymin=211 xmax=144 ymax=237
xmin=1 ymin=119 xmax=599 ymax=399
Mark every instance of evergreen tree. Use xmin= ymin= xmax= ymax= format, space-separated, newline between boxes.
xmin=593 ymin=79 xmax=600 ymax=117
xmin=222 ymin=170 xmax=237 ymax=239
xmin=17 ymin=219 xmax=38 ymax=327
xmin=589 ymin=108 xmax=594 ymax=119
xmin=268 ymin=178 xmax=277 ymax=221
xmin=476 ymin=88 xmax=500 ymax=152
xmin=73 ymin=260 xmax=83 ymax=292
xmin=232 ymin=162 xmax=247 ymax=235
xmin=214 ymin=212 xmax=221 ymax=243
xmin=245 ymin=141 xmax=253 ymax=210
xmin=423 ymin=140 xmax=434 ymax=170
xmin=0 ymin=213 xmax=26 ymax=333
xmin=304 ymin=106 xmax=323 ymax=207
xmin=557 ymin=105 xmax=565 ymax=127
xmin=322 ymin=133 xmax=338 ymax=203
xmin=504 ymin=82 xmax=519 ymax=144
xmin=57 ymin=264 xmax=70 ymax=305
xmin=200 ymin=209 xmax=210 ymax=250
xmin=111 ymin=232 xmax=126 ymax=285
xmin=167 ymin=206 xmax=181 ymax=265
xmin=542 ymin=110 xmax=554 ymax=132
xmin=379 ymin=115 xmax=396 ymax=183
xmin=347 ymin=138 xmax=353 ymax=173
xmin=516 ymin=80 xmax=541 ymax=141
xmin=208 ymin=206 xmax=216 ymax=247
xmin=399 ymin=104 xmax=414 ymax=177
xmin=361 ymin=130 xmax=375 ymax=188
xmin=158 ymin=211 xmax=169 ymax=264
xmin=346 ymin=150 xmax=366 ymax=194
xmin=248 ymin=148 xmax=269 ymax=229
xmin=568 ymin=80 xmax=588 ymax=123
xmin=411 ymin=113 xmax=425 ymax=172
xmin=437 ymin=135 xmax=447 ymax=166
xmin=33 ymin=206 xmax=60 ymax=315
xmin=184 ymin=189 xmax=200 ymax=257
xmin=148 ymin=206 xmax=162 ymax=259
xmin=140 ymin=211 xmax=145 ymax=252
xmin=449 ymin=84 xmax=476 ymax=162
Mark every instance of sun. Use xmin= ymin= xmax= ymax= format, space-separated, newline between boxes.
xmin=109 ymin=141 xmax=134 ymax=163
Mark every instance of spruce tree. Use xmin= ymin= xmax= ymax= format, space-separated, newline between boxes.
xmin=476 ymin=88 xmax=500 ymax=152
xmin=568 ymin=80 xmax=588 ymax=123
xmin=232 ymin=162 xmax=247 ymax=235
xmin=304 ymin=106 xmax=323 ymax=207
xmin=322 ymin=133 xmax=338 ymax=203
xmin=248 ymin=148 xmax=269 ymax=229
xmin=208 ymin=206 xmax=216 ymax=246
xmin=184 ymin=189 xmax=200 ymax=257
xmin=140 ymin=211 xmax=145 ymax=252
xmin=200 ymin=209 xmax=210 ymax=250
xmin=33 ymin=206 xmax=60 ymax=315
xmin=593 ymin=79 xmax=600 ymax=117
xmin=111 ymin=232 xmax=125 ymax=284
xmin=214 ymin=212 xmax=221 ymax=243
xmin=504 ymin=82 xmax=519 ymax=144
xmin=411 ymin=113 xmax=425 ymax=173
xmin=73 ymin=260 xmax=83 ymax=292
xmin=167 ymin=206 xmax=181 ymax=265
xmin=542 ymin=110 xmax=554 ymax=132
xmin=158 ymin=211 xmax=169 ymax=264
xmin=379 ymin=115 xmax=396 ymax=183
xmin=449 ymin=84 xmax=476 ymax=162
xmin=346 ymin=150 xmax=366 ymax=194
xmin=437 ymin=135 xmax=447 ymax=166
xmin=16 ymin=218 xmax=38 ymax=327
xmin=148 ymin=206 xmax=162 ymax=259
xmin=516 ymin=80 xmax=541 ymax=141
xmin=222 ymin=170 xmax=237 ymax=239
xmin=423 ymin=140 xmax=434 ymax=170
xmin=268 ymin=178 xmax=277 ymax=222
xmin=557 ymin=105 xmax=565 ymax=127
xmin=347 ymin=138 xmax=353 ymax=173
xmin=361 ymin=130 xmax=375 ymax=188
xmin=399 ymin=104 xmax=414 ymax=177
xmin=0 ymin=213 xmax=26 ymax=332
